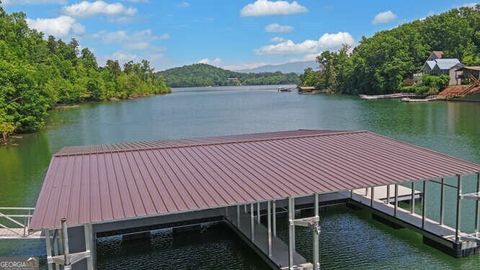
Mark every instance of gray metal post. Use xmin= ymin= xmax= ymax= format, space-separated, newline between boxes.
xmin=257 ymin=202 xmax=261 ymax=224
xmin=440 ymin=178 xmax=445 ymax=225
xmin=476 ymin=173 xmax=480 ymax=233
xmin=84 ymin=224 xmax=95 ymax=270
xmin=244 ymin=204 xmax=247 ymax=214
xmin=313 ymin=193 xmax=320 ymax=270
xmin=370 ymin=186 xmax=374 ymax=208
xmin=288 ymin=197 xmax=295 ymax=269
xmin=411 ymin=182 xmax=415 ymax=214
xmin=273 ymin=200 xmax=277 ymax=237
xmin=61 ymin=218 xmax=70 ymax=267
xmin=236 ymin=205 xmax=240 ymax=226
xmin=267 ymin=201 xmax=272 ymax=257
xmin=44 ymin=229 xmax=53 ymax=270
xmin=386 ymin=185 xmax=390 ymax=204
xmin=422 ymin=181 xmax=427 ymax=229
xmin=455 ymin=175 xmax=462 ymax=243
xmin=394 ymin=184 xmax=398 ymax=217
xmin=250 ymin=203 xmax=255 ymax=241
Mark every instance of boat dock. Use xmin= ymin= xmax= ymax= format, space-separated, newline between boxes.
xmin=360 ymin=93 xmax=418 ymax=100
xmin=25 ymin=130 xmax=480 ymax=270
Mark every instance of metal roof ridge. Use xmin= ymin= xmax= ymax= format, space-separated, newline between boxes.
xmin=54 ymin=130 xmax=368 ymax=157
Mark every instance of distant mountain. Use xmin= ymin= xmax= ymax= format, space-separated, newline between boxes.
xmin=238 ymin=61 xmax=318 ymax=74
xmin=158 ymin=63 xmax=299 ymax=88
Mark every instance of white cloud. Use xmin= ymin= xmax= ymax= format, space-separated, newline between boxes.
xmin=270 ymin=36 xmax=285 ymax=43
xmin=26 ymin=16 xmax=85 ymax=38
xmin=198 ymin=58 xmax=223 ymax=66
xmin=178 ymin=1 xmax=190 ymax=8
xmin=372 ymin=10 xmax=397 ymax=24
xmin=93 ymin=29 xmax=168 ymax=50
xmin=265 ymin=23 xmax=293 ymax=33
xmin=2 ymin=0 xmax=65 ymax=5
xmin=459 ymin=3 xmax=478 ymax=8
xmin=240 ymin=0 xmax=308 ymax=17
xmin=63 ymin=1 xmax=137 ymax=18
xmin=256 ymin=32 xmax=355 ymax=55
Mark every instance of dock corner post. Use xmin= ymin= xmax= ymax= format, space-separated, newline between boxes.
xmin=288 ymin=197 xmax=295 ymax=270
xmin=84 ymin=223 xmax=95 ymax=270
xmin=267 ymin=201 xmax=272 ymax=257
xmin=370 ymin=186 xmax=375 ymax=208
xmin=386 ymin=184 xmax=390 ymax=204
xmin=394 ymin=184 xmax=399 ymax=217
xmin=410 ymin=182 xmax=415 ymax=214
xmin=313 ymin=193 xmax=320 ymax=270
xmin=440 ymin=178 xmax=445 ymax=225
xmin=44 ymin=229 xmax=53 ymax=270
xmin=422 ymin=180 xmax=427 ymax=229
xmin=455 ymin=174 xmax=462 ymax=243
xmin=272 ymin=200 xmax=277 ymax=237
xmin=236 ymin=205 xmax=240 ymax=226
xmin=250 ymin=203 xmax=255 ymax=242
xmin=60 ymin=218 xmax=71 ymax=268
xmin=257 ymin=202 xmax=261 ymax=224
xmin=476 ymin=172 xmax=480 ymax=233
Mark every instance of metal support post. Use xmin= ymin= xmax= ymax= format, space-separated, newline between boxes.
xmin=45 ymin=229 xmax=53 ymax=270
xmin=288 ymin=197 xmax=295 ymax=270
xmin=84 ymin=224 xmax=95 ymax=270
xmin=440 ymin=178 xmax=445 ymax=225
xmin=386 ymin=185 xmax=390 ymax=204
xmin=61 ymin=218 xmax=71 ymax=268
xmin=250 ymin=203 xmax=255 ymax=241
xmin=455 ymin=175 xmax=462 ymax=243
xmin=236 ymin=205 xmax=240 ymax=226
xmin=422 ymin=181 xmax=427 ymax=229
xmin=411 ymin=182 xmax=415 ymax=214
xmin=257 ymin=202 xmax=261 ymax=224
xmin=313 ymin=194 xmax=320 ymax=270
xmin=370 ymin=186 xmax=374 ymax=207
xmin=267 ymin=201 xmax=272 ymax=257
xmin=476 ymin=173 xmax=480 ymax=233
xmin=273 ymin=200 xmax=277 ymax=237
xmin=394 ymin=184 xmax=398 ymax=217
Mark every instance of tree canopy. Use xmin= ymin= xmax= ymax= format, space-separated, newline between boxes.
xmin=159 ymin=63 xmax=300 ymax=88
xmin=0 ymin=5 xmax=170 ymax=142
xmin=300 ymin=5 xmax=480 ymax=95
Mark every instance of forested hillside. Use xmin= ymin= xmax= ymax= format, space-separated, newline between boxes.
xmin=159 ymin=63 xmax=299 ymax=87
xmin=300 ymin=5 xmax=480 ymax=95
xmin=0 ymin=6 xmax=170 ymax=141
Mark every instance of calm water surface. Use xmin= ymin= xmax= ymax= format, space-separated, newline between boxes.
xmin=1 ymin=85 xmax=480 ymax=269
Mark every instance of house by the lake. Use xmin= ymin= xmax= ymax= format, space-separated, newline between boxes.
xmin=420 ymin=51 xmax=463 ymax=85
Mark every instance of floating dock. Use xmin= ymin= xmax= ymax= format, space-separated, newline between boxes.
xmin=25 ymin=130 xmax=480 ymax=270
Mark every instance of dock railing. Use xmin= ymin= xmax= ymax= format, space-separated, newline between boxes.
xmin=0 ymin=207 xmax=35 ymax=238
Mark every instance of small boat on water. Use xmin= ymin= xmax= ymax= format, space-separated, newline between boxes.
xmin=359 ymin=93 xmax=418 ymax=100
xmin=277 ymin=87 xmax=292 ymax=92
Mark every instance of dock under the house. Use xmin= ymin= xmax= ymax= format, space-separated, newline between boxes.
xmin=29 ymin=130 xmax=480 ymax=270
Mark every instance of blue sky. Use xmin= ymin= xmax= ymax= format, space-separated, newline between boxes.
xmin=2 ymin=0 xmax=478 ymax=71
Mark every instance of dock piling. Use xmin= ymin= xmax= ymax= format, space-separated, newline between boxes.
xmin=288 ymin=197 xmax=295 ymax=270
xmin=272 ymin=200 xmax=276 ymax=237
xmin=440 ymin=178 xmax=445 ymax=225
xmin=456 ymin=175 xmax=462 ymax=243
xmin=422 ymin=181 xmax=427 ymax=229
xmin=250 ymin=204 xmax=255 ymax=241
xmin=394 ymin=184 xmax=398 ymax=217
xmin=313 ymin=193 xmax=320 ymax=270
xmin=267 ymin=201 xmax=272 ymax=257
xmin=476 ymin=173 xmax=480 ymax=233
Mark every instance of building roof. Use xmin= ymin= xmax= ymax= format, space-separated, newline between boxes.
xmin=431 ymin=51 xmax=444 ymax=59
xmin=433 ymin=59 xmax=462 ymax=70
xmin=30 ymin=130 xmax=480 ymax=230
xmin=425 ymin=60 xmax=436 ymax=69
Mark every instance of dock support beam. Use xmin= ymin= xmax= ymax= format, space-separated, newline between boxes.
xmin=45 ymin=229 xmax=53 ymax=270
xmin=394 ymin=184 xmax=398 ymax=217
xmin=267 ymin=201 xmax=272 ymax=257
xmin=422 ymin=181 xmax=427 ymax=229
xmin=386 ymin=185 xmax=390 ymax=204
xmin=455 ymin=175 xmax=462 ymax=243
xmin=250 ymin=203 xmax=255 ymax=241
xmin=273 ymin=200 xmax=276 ymax=237
xmin=288 ymin=197 xmax=295 ymax=270
xmin=411 ymin=182 xmax=415 ymax=214
xmin=476 ymin=173 xmax=480 ymax=233
xmin=236 ymin=205 xmax=240 ymax=226
xmin=257 ymin=202 xmax=261 ymax=224
xmin=440 ymin=178 xmax=445 ymax=225
xmin=370 ymin=186 xmax=374 ymax=207
xmin=313 ymin=193 xmax=320 ymax=270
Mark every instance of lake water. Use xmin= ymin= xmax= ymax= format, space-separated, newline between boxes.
xmin=1 ymin=85 xmax=480 ymax=269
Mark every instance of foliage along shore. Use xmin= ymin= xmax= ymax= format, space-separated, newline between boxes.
xmin=300 ymin=5 xmax=480 ymax=95
xmin=0 ymin=5 xmax=170 ymax=143
xmin=158 ymin=63 xmax=300 ymax=88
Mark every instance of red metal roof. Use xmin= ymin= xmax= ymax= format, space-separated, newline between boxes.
xmin=30 ymin=130 xmax=480 ymax=230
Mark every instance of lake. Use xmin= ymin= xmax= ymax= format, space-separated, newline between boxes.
xmin=1 ymin=85 xmax=480 ymax=269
